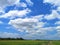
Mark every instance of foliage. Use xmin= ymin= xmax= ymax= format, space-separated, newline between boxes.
xmin=0 ymin=37 xmax=24 ymax=40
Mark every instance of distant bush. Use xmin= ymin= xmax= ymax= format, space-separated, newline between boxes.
xmin=0 ymin=37 xmax=24 ymax=40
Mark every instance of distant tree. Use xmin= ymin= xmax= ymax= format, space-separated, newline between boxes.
xmin=35 ymin=39 xmax=41 ymax=40
xmin=20 ymin=37 xmax=24 ymax=40
xmin=0 ymin=37 xmax=24 ymax=40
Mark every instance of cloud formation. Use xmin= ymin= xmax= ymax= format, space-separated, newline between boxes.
xmin=0 ymin=0 xmax=19 ymax=10
xmin=44 ymin=10 xmax=60 ymax=20
xmin=0 ymin=0 xmax=60 ymax=39
xmin=0 ymin=8 xmax=31 ymax=19
xmin=8 ymin=16 xmax=45 ymax=32
xmin=0 ymin=32 xmax=20 ymax=38
xmin=25 ymin=0 xmax=33 ymax=6
xmin=43 ymin=0 xmax=60 ymax=6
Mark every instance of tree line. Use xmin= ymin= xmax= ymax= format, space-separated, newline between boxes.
xmin=0 ymin=37 xmax=24 ymax=40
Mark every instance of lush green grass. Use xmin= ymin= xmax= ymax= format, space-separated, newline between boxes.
xmin=0 ymin=40 xmax=60 ymax=45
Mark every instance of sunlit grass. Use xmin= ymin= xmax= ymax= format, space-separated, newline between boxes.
xmin=0 ymin=40 xmax=60 ymax=45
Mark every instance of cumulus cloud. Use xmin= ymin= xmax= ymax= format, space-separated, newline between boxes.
xmin=25 ymin=0 xmax=33 ymax=6
xmin=56 ymin=26 xmax=60 ymax=30
xmin=0 ymin=0 xmax=60 ymax=39
xmin=0 ymin=0 xmax=33 ymax=12
xmin=0 ymin=0 xmax=20 ymax=14
xmin=55 ymin=21 xmax=60 ymax=25
xmin=43 ymin=0 xmax=60 ymax=6
xmin=0 ymin=0 xmax=19 ymax=9
xmin=8 ymin=14 xmax=60 ymax=39
xmin=0 ymin=32 xmax=20 ymax=38
xmin=21 ymin=27 xmax=57 ymax=39
xmin=0 ymin=0 xmax=28 ymax=13
xmin=43 ymin=0 xmax=60 ymax=21
xmin=23 ymin=26 xmax=60 ymax=40
xmin=8 ymin=17 xmax=49 ymax=39
xmin=57 ymin=7 xmax=60 ymax=12
xmin=8 ymin=13 xmax=60 ymax=39
xmin=44 ymin=10 xmax=60 ymax=20
xmin=32 ymin=15 xmax=44 ymax=21
xmin=16 ymin=2 xmax=27 ymax=7
xmin=8 ymin=16 xmax=46 ymax=32
xmin=0 ymin=8 xmax=31 ymax=19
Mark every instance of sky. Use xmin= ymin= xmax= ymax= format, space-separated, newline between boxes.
xmin=0 ymin=0 xmax=60 ymax=40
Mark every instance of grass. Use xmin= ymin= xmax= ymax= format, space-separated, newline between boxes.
xmin=0 ymin=40 xmax=60 ymax=45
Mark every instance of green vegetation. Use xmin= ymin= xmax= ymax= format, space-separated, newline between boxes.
xmin=0 ymin=40 xmax=60 ymax=45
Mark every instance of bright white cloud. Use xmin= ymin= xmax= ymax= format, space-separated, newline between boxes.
xmin=7 ymin=13 xmax=60 ymax=39
xmin=15 ymin=1 xmax=28 ymax=8
xmin=0 ymin=0 xmax=33 ymax=12
xmin=24 ymin=26 xmax=60 ymax=40
xmin=0 ymin=0 xmax=20 ymax=13
xmin=57 ymin=7 xmax=60 ymax=12
xmin=21 ymin=27 xmax=56 ymax=39
xmin=0 ymin=0 xmax=60 ymax=39
xmin=8 ymin=15 xmax=60 ymax=39
xmin=44 ymin=0 xmax=60 ymax=6
xmin=44 ymin=10 xmax=60 ymax=20
xmin=44 ymin=0 xmax=60 ymax=21
xmin=56 ymin=26 xmax=60 ymax=30
xmin=0 ymin=8 xmax=31 ymax=19
xmin=17 ymin=2 xmax=27 ymax=7
xmin=55 ymin=21 xmax=60 ymax=25
xmin=32 ymin=15 xmax=44 ymax=21
xmin=8 ymin=17 xmax=47 ymax=39
xmin=0 ymin=0 xmax=19 ymax=9
xmin=8 ymin=14 xmax=59 ymax=39
xmin=8 ymin=17 xmax=45 ymax=32
xmin=26 ymin=0 xmax=33 ymax=6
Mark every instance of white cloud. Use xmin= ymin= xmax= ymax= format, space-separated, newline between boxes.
xmin=44 ymin=0 xmax=60 ymax=21
xmin=43 ymin=0 xmax=60 ymax=6
xmin=7 ymin=14 xmax=60 ymax=39
xmin=56 ymin=26 xmax=60 ymax=30
xmin=16 ymin=2 xmax=27 ymax=7
xmin=57 ymin=7 xmax=60 ymax=12
xmin=15 ymin=1 xmax=28 ymax=8
xmin=0 ymin=0 xmax=33 ymax=13
xmin=55 ymin=26 xmax=60 ymax=38
xmin=8 ymin=17 xmax=48 ymax=39
xmin=55 ymin=21 xmax=60 ymax=25
xmin=0 ymin=0 xmax=27 ymax=13
xmin=0 ymin=32 xmax=20 ymax=38
xmin=0 ymin=8 xmax=31 ymax=19
xmin=32 ymin=15 xmax=44 ymax=21
xmin=1 ymin=0 xmax=60 ymax=39
xmin=0 ymin=0 xmax=19 ymax=9
xmin=0 ymin=0 xmax=33 ymax=12
xmin=0 ymin=7 xmax=5 ymax=14
xmin=22 ymin=27 xmax=56 ymax=39
xmin=8 ymin=17 xmax=45 ymax=32
xmin=0 ymin=0 xmax=20 ymax=14
xmin=44 ymin=10 xmax=60 ymax=20
xmin=25 ymin=0 xmax=33 ymax=6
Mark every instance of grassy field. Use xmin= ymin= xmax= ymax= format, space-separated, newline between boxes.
xmin=0 ymin=40 xmax=60 ymax=45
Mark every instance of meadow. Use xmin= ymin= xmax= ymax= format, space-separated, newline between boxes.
xmin=0 ymin=40 xmax=60 ymax=45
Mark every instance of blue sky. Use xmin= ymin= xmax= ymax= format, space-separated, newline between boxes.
xmin=0 ymin=0 xmax=60 ymax=40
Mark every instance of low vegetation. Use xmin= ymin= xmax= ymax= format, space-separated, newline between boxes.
xmin=0 ymin=38 xmax=60 ymax=45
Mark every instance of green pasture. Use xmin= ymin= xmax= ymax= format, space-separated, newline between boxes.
xmin=0 ymin=40 xmax=60 ymax=45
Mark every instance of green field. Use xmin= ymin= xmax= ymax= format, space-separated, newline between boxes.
xmin=0 ymin=40 xmax=60 ymax=45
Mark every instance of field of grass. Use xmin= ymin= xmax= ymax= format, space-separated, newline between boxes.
xmin=0 ymin=40 xmax=60 ymax=45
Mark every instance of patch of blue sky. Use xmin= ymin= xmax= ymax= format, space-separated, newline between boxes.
xmin=27 ymin=0 xmax=52 ymax=17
